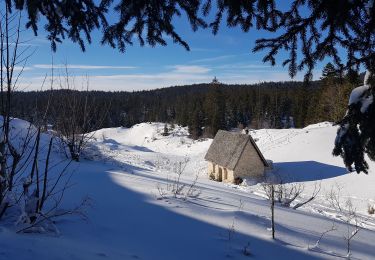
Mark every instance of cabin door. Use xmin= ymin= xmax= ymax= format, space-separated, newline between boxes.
xmin=218 ymin=168 xmax=223 ymax=181
xmin=223 ymin=169 xmax=228 ymax=180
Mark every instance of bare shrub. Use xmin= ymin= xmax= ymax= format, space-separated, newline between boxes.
xmin=14 ymin=129 xmax=91 ymax=234
xmin=17 ymin=195 xmax=91 ymax=234
xmin=156 ymin=183 xmax=167 ymax=200
xmin=0 ymin=4 xmax=89 ymax=234
xmin=171 ymin=159 xmax=188 ymax=198
xmin=51 ymin=73 xmax=109 ymax=161
xmin=227 ymin=200 xmax=244 ymax=241
xmin=275 ymin=181 xmax=304 ymax=207
xmin=227 ymin=219 xmax=235 ymax=241
xmin=0 ymin=7 xmax=42 ymax=221
xmin=156 ymin=158 xmax=201 ymax=201
xmin=184 ymin=172 xmax=201 ymax=200
xmin=309 ymin=222 xmax=337 ymax=250
xmin=264 ymin=173 xmax=321 ymax=209
xmin=326 ymin=184 xmax=361 ymax=258
xmin=262 ymin=175 xmax=320 ymax=239
xmin=291 ymin=182 xmax=321 ymax=209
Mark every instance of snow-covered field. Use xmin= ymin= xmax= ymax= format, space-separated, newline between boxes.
xmin=1 ymin=121 xmax=375 ymax=259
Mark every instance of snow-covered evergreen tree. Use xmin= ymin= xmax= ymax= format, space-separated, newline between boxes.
xmin=333 ymin=71 xmax=375 ymax=173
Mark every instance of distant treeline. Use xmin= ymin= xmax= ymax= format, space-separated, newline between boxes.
xmin=11 ymin=63 xmax=361 ymax=139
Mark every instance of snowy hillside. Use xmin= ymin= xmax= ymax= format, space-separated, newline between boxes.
xmin=1 ymin=121 xmax=375 ymax=259
xmin=88 ymin=122 xmax=375 ymax=218
xmin=253 ymin=123 xmax=375 ymax=214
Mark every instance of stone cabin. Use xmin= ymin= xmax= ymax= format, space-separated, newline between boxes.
xmin=204 ymin=130 xmax=269 ymax=183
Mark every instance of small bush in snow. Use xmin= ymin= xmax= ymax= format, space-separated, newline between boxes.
xmin=326 ymin=185 xmax=361 ymax=258
xmin=234 ymin=177 xmax=243 ymax=185
xmin=156 ymin=159 xmax=201 ymax=201
xmin=309 ymin=222 xmax=337 ymax=251
xmin=368 ymin=204 xmax=375 ymax=215
xmin=162 ymin=124 xmax=169 ymax=136
xmin=262 ymin=173 xmax=321 ymax=210
xmin=242 ymin=242 xmax=251 ymax=256
xmin=227 ymin=219 xmax=236 ymax=241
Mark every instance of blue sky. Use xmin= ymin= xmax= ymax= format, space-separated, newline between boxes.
xmin=17 ymin=6 xmax=327 ymax=91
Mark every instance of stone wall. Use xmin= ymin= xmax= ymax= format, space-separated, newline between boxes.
xmin=233 ymin=141 xmax=265 ymax=179
xmin=207 ymin=162 xmax=235 ymax=183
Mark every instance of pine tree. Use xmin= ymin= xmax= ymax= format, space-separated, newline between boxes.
xmin=334 ymin=71 xmax=375 ymax=173
xmin=321 ymin=63 xmax=339 ymax=80
xmin=205 ymin=84 xmax=226 ymax=137
xmin=162 ymin=123 xmax=169 ymax=136
xmin=188 ymin=107 xmax=203 ymax=140
xmin=315 ymin=63 xmax=345 ymax=123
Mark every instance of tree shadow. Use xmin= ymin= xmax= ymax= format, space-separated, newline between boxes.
xmin=130 ymin=145 xmax=154 ymax=152
xmin=56 ymin=161 xmax=325 ymax=260
xmin=83 ymin=142 xmax=153 ymax=174
xmin=273 ymin=161 xmax=348 ymax=183
xmin=102 ymin=138 xmax=154 ymax=152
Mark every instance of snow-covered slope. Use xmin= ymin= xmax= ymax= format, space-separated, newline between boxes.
xmin=252 ymin=122 xmax=375 ymax=217
xmin=86 ymin=123 xmax=211 ymax=174
xmin=1 ymin=122 xmax=375 ymax=260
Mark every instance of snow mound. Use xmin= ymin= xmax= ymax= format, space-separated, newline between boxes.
xmin=91 ymin=122 xmax=211 ymax=156
xmin=303 ymin=122 xmax=333 ymax=130
xmin=86 ymin=123 xmax=211 ymax=175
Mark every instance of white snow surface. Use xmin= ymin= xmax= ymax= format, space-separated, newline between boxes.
xmin=1 ymin=121 xmax=375 ymax=259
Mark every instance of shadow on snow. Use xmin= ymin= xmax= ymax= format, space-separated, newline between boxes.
xmin=273 ymin=161 xmax=348 ymax=183
xmin=62 ymin=161 xmax=324 ymax=260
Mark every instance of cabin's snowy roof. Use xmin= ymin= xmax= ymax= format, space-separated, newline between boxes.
xmin=204 ymin=130 xmax=268 ymax=170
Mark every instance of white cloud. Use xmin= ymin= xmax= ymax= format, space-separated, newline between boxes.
xmin=189 ymin=55 xmax=238 ymax=64
xmin=18 ymin=60 xmax=317 ymax=91
xmin=33 ymin=64 xmax=138 ymax=70
xmin=19 ymin=70 xmax=302 ymax=91
xmin=18 ymin=70 xmax=212 ymax=91
xmin=170 ymin=65 xmax=211 ymax=74
xmin=214 ymin=63 xmax=275 ymax=70
xmin=2 ymin=66 xmax=33 ymax=71
xmin=92 ymin=72 xmax=210 ymax=82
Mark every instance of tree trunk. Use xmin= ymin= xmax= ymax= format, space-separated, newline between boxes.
xmin=271 ymin=185 xmax=275 ymax=239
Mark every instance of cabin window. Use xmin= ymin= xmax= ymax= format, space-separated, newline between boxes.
xmin=212 ymin=163 xmax=216 ymax=173
xmin=224 ymin=169 xmax=228 ymax=180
